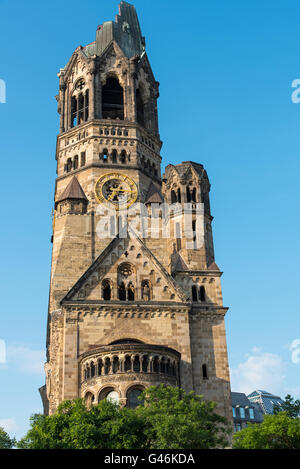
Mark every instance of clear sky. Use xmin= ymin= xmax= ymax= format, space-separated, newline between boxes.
xmin=0 ymin=0 xmax=300 ymax=439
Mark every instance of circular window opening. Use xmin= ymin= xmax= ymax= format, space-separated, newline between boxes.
xmin=127 ymin=388 xmax=144 ymax=409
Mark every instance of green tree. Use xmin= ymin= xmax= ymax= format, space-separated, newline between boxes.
xmin=273 ymin=394 xmax=300 ymax=418
xmin=17 ymin=386 xmax=230 ymax=449
xmin=0 ymin=427 xmax=15 ymax=449
xmin=137 ymin=385 xmax=231 ymax=449
xmin=233 ymin=412 xmax=300 ymax=449
xmin=17 ymin=399 xmax=147 ymax=449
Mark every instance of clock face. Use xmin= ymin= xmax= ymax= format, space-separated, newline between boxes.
xmin=95 ymin=173 xmax=138 ymax=209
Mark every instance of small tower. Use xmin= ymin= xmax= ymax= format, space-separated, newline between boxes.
xmin=42 ymin=2 xmax=232 ymax=425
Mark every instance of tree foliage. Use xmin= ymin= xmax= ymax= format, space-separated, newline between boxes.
xmin=273 ymin=394 xmax=300 ymax=418
xmin=0 ymin=427 xmax=15 ymax=449
xmin=233 ymin=412 xmax=300 ymax=449
xmin=137 ymin=385 xmax=230 ymax=449
xmin=17 ymin=385 xmax=230 ymax=449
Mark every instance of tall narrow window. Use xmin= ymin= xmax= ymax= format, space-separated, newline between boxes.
xmin=84 ymin=90 xmax=89 ymax=121
xmin=102 ymin=280 xmax=111 ymax=301
xmin=127 ymin=282 xmax=135 ymax=301
xmin=71 ymin=96 xmax=77 ymax=128
xmin=202 ymin=364 xmax=208 ymax=379
xmin=120 ymin=150 xmax=126 ymax=164
xmin=192 ymin=188 xmax=197 ymax=202
xmin=186 ymin=186 xmax=191 ymax=203
xmin=80 ymin=152 xmax=86 ymax=167
xmin=73 ymin=155 xmax=78 ymax=170
xmin=177 ymin=188 xmax=181 ymax=203
xmin=118 ymin=282 xmax=126 ymax=301
xmin=199 ymin=286 xmax=206 ymax=302
xmin=192 ymin=286 xmax=198 ymax=302
xmin=171 ymin=190 xmax=177 ymax=204
xmin=102 ymin=77 xmax=124 ymax=120
xmin=192 ymin=220 xmax=197 ymax=248
xmin=112 ymin=149 xmax=117 ymax=163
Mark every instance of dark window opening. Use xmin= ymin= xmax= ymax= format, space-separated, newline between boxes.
xmin=171 ymin=190 xmax=177 ymax=204
xmin=102 ymin=77 xmax=124 ymax=120
xmin=81 ymin=152 xmax=86 ymax=167
xmin=73 ymin=155 xmax=78 ymax=170
xmin=102 ymin=280 xmax=111 ymax=301
xmin=202 ymin=364 xmax=208 ymax=379
xmin=177 ymin=189 xmax=181 ymax=203
xmin=120 ymin=150 xmax=126 ymax=164
xmin=112 ymin=150 xmax=117 ymax=163
xmin=186 ymin=186 xmax=191 ymax=203
xmin=192 ymin=285 xmax=198 ymax=302
xmin=199 ymin=286 xmax=206 ymax=302
xmin=118 ymin=282 xmax=126 ymax=301
xmin=192 ymin=188 xmax=197 ymax=202
xmin=127 ymin=282 xmax=135 ymax=301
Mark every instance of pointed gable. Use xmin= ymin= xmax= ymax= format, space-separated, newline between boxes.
xmin=145 ymin=182 xmax=164 ymax=204
xmin=61 ymin=227 xmax=189 ymax=304
xmin=172 ymin=254 xmax=189 ymax=273
xmin=207 ymin=261 xmax=220 ymax=271
xmin=56 ymin=177 xmax=88 ymax=205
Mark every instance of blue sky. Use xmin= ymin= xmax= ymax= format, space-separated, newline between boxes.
xmin=0 ymin=0 xmax=300 ymax=439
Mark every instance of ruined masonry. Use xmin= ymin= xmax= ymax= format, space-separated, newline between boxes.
xmin=40 ymin=2 xmax=232 ymax=421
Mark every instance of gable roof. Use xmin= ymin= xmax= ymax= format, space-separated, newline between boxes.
xmin=61 ymin=225 xmax=189 ymax=304
xmin=56 ymin=177 xmax=88 ymax=204
xmin=172 ymin=254 xmax=189 ymax=273
xmin=145 ymin=182 xmax=164 ymax=204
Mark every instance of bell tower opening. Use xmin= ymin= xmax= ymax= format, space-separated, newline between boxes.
xmin=102 ymin=77 xmax=124 ymax=120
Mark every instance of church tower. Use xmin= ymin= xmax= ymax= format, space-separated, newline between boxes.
xmin=41 ymin=2 xmax=232 ymax=421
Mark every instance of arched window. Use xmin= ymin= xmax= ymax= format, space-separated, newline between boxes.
xmin=177 ymin=188 xmax=181 ymax=203
xmin=112 ymin=149 xmax=117 ymax=163
xmin=85 ymin=392 xmax=95 ymax=407
xmin=102 ymin=77 xmax=124 ymax=120
xmin=153 ymin=356 xmax=159 ymax=373
xmin=192 ymin=286 xmax=198 ymax=302
xmin=199 ymin=286 xmax=206 ymax=302
xmin=66 ymin=158 xmax=72 ymax=172
xmin=118 ymin=282 xmax=126 ymax=301
xmin=90 ymin=361 xmax=95 ymax=377
xmin=133 ymin=355 xmax=140 ymax=372
xmin=71 ymin=96 xmax=77 ymax=128
xmin=192 ymin=188 xmax=197 ymax=202
xmin=141 ymin=280 xmax=151 ymax=301
xmin=136 ymin=88 xmax=145 ymax=127
xmin=101 ymin=149 xmax=108 ymax=162
xmin=120 ymin=150 xmax=126 ymax=164
xmin=102 ymin=280 xmax=111 ymax=301
xmin=104 ymin=358 xmax=111 ymax=375
xmin=99 ymin=387 xmax=119 ymax=404
xmin=73 ymin=155 xmax=78 ymax=170
xmin=186 ymin=186 xmax=191 ymax=203
xmin=127 ymin=282 xmax=135 ymax=301
xmin=112 ymin=357 xmax=119 ymax=374
xmin=202 ymin=364 xmax=208 ymax=379
xmin=127 ymin=388 xmax=144 ymax=409
xmin=124 ymin=355 xmax=131 ymax=372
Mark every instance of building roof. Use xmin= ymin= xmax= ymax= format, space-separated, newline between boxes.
xmin=145 ymin=182 xmax=164 ymax=204
xmin=163 ymin=161 xmax=205 ymax=180
xmin=247 ymin=390 xmax=284 ymax=415
xmin=231 ymin=392 xmax=264 ymax=423
xmin=231 ymin=392 xmax=251 ymax=407
xmin=56 ymin=177 xmax=88 ymax=204
xmin=84 ymin=2 xmax=145 ymax=59
xmin=172 ymin=254 xmax=189 ymax=273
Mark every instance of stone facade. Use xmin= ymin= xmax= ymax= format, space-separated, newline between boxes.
xmin=41 ymin=2 xmax=232 ymax=423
